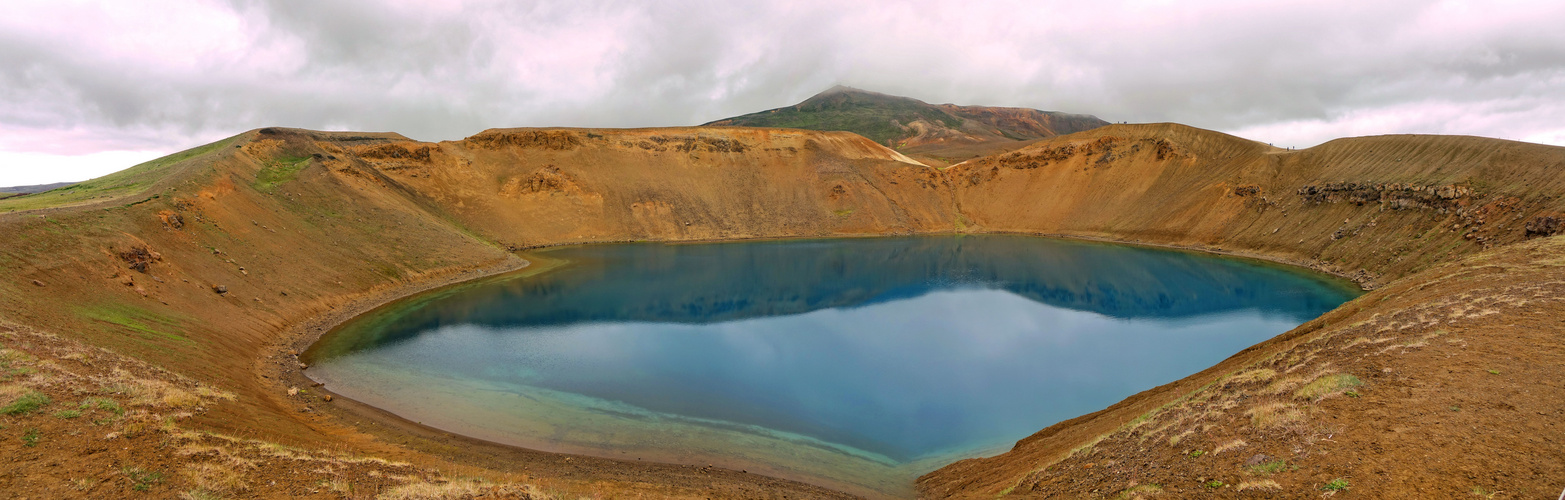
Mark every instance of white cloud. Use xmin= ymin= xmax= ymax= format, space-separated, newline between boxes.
xmin=0 ymin=150 xmax=164 ymax=186
xmin=2 ymin=0 xmax=1564 ymax=185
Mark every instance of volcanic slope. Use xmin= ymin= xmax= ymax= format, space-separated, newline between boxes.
xmin=1 ymin=122 xmax=1564 ymax=498
xmin=702 ymin=86 xmax=1109 ymax=166
xmin=924 ymin=124 xmax=1565 ymax=498
xmin=0 ymin=127 xmax=935 ymax=499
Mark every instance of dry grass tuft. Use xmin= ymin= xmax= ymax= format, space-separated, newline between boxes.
xmin=1295 ymin=374 xmax=1363 ymax=401
xmin=1246 ymin=403 xmax=1305 ymax=429
xmin=183 ymin=462 xmax=248 ymax=495
xmin=0 ymin=384 xmax=25 ymax=401
xmin=1058 ymin=427 xmax=1113 ymax=460
xmin=324 ymin=478 xmax=354 ymax=495
xmin=1264 ymin=376 xmax=1307 ymax=395
xmin=178 ymin=443 xmax=226 ymax=457
xmin=1236 ymin=479 xmax=1282 ymax=491
xmin=378 ymin=478 xmax=549 ymax=500
xmin=1115 ymin=483 xmax=1163 ymax=498
xmin=1228 ymin=368 xmax=1276 ymax=385
xmin=96 ymin=369 xmax=212 ymax=409
xmin=1345 ymin=336 xmax=1394 ymax=348
xmin=1212 ymin=439 xmax=1247 ymax=455
xmin=1139 ymin=420 xmax=1178 ymax=443
xmin=162 ymin=388 xmax=203 ymax=409
xmin=118 ymin=412 xmax=165 ymax=438
xmin=195 ymin=386 xmax=236 ymax=401
xmin=257 ymin=442 xmax=311 ymax=460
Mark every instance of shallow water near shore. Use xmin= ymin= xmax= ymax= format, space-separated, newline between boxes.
xmin=306 ymin=235 xmax=1358 ymax=496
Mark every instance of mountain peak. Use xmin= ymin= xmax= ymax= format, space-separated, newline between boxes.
xmin=702 ymin=87 xmax=1109 ymax=166
xmin=809 ymin=85 xmax=898 ymax=99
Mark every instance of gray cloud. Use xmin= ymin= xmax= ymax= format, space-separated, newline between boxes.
xmin=3 ymin=0 xmax=1565 ymax=183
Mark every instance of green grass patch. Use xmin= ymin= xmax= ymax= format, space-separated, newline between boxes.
xmin=1248 ymin=459 xmax=1291 ymax=475
xmin=123 ymin=466 xmax=164 ymax=491
xmin=1 ymin=391 xmax=50 ymax=415
xmin=81 ymin=397 xmax=124 ymax=415
xmin=0 ymin=348 xmax=38 ymax=379
xmin=254 ymin=155 xmax=312 ymax=192
xmin=53 ymin=409 xmax=82 ymax=419
xmin=1322 ymin=478 xmax=1350 ymax=491
xmin=77 ymin=303 xmax=193 ymax=345
xmin=1295 ymin=373 xmax=1363 ymax=401
xmin=21 ymin=428 xmax=40 ymax=447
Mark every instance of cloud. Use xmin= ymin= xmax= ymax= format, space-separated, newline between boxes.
xmin=2 ymin=0 xmax=1564 ymax=184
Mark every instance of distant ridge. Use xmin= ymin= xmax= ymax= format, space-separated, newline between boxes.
xmin=702 ymin=86 xmax=1109 ymax=166
xmin=0 ymin=181 xmax=76 ymax=194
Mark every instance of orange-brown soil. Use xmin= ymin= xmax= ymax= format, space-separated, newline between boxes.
xmin=2 ymin=122 xmax=1564 ymax=498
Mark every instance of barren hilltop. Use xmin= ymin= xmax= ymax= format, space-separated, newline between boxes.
xmin=1 ymin=93 xmax=1563 ymax=498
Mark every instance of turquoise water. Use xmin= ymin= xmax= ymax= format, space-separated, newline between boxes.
xmin=306 ymin=235 xmax=1358 ymax=495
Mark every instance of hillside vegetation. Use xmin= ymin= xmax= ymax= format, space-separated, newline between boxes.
xmin=1 ymin=121 xmax=1563 ymax=498
xmin=703 ymin=86 xmax=1109 ymax=166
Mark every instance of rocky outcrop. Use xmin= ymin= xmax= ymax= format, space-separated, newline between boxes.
xmin=117 ymin=245 xmax=163 ymax=273
xmin=353 ymin=143 xmax=436 ymax=162
xmin=617 ymin=134 xmax=749 ymax=153
xmin=1296 ymin=182 xmax=1473 ymax=209
xmin=498 ymin=166 xmax=589 ymax=198
xmin=465 ymin=129 xmax=583 ymax=150
xmin=1526 ymin=214 xmax=1564 ymax=237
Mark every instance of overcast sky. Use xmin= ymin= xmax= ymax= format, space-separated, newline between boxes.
xmin=3 ymin=0 xmax=1564 ymax=186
